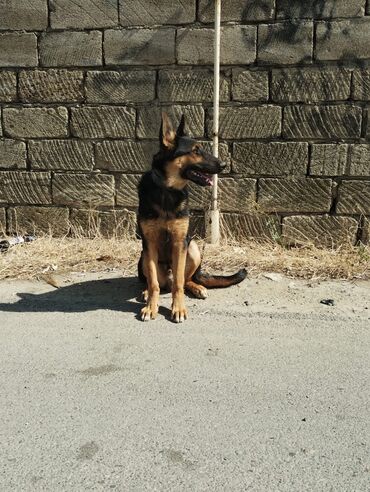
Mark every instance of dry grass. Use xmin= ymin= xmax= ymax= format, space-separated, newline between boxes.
xmin=0 ymin=235 xmax=140 ymax=280
xmin=0 ymin=231 xmax=369 ymax=281
xmin=201 ymin=239 xmax=370 ymax=280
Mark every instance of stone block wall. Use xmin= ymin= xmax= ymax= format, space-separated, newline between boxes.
xmin=0 ymin=0 xmax=370 ymax=246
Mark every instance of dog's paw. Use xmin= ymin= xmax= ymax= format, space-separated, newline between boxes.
xmin=192 ymin=285 xmax=208 ymax=299
xmin=185 ymin=282 xmax=208 ymax=300
xmin=140 ymin=304 xmax=158 ymax=321
xmin=171 ymin=302 xmax=187 ymax=323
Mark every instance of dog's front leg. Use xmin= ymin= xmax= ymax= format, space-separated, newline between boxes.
xmin=141 ymin=244 xmax=160 ymax=322
xmin=171 ymin=241 xmax=187 ymax=323
xmin=169 ymin=219 xmax=189 ymax=323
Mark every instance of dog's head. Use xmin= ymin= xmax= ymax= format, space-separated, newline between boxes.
xmin=152 ymin=112 xmax=225 ymax=189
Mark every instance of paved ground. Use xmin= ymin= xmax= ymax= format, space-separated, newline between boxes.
xmin=0 ymin=272 xmax=369 ymax=491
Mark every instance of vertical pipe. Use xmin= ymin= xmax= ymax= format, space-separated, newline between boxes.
xmin=208 ymin=0 xmax=221 ymax=244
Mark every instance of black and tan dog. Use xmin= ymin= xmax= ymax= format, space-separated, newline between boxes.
xmin=137 ymin=113 xmax=246 ymax=322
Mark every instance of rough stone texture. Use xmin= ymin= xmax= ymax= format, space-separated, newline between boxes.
xmin=208 ymin=106 xmax=282 ymax=139
xmin=312 ymin=144 xmax=370 ymax=177
xmin=316 ymin=19 xmax=370 ymax=61
xmin=99 ymin=209 xmax=137 ymax=239
xmin=50 ymin=0 xmax=118 ymax=29
xmin=0 ymin=33 xmax=38 ymax=68
xmin=8 ymin=206 xmax=70 ymax=235
xmin=95 ymin=141 xmax=157 ymax=172
xmin=276 ymin=0 xmax=365 ymax=18
xmin=0 ymin=140 xmax=27 ymax=170
xmin=218 ymin=178 xmax=257 ymax=212
xmin=69 ymin=208 xmax=103 ymax=237
xmin=189 ymin=181 xmax=258 ymax=213
xmin=233 ymin=142 xmax=308 ymax=175
xmin=0 ymin=0 xmax=48 ymax=30
xmin=271 ymin=68 xmax=351 ymax=102
xmin=189 ymin=214 xmax=205 ymax=238
xmin=348 ymin=145 xmax=370 ymax=176
xmin=116 ymin=174 xmax=141 ymax=207
xmin=199 ymin=0 xmax=275 ymax=22
xmin=53 ymin=174 xmax=115 ymax=207
xmin=0 ymin=72 xmax=17 ymax=102
xmin=353 ymin=70 xmax=370 ymax=101
xmin=310 ymin=144 xmax=348 ymax=176
xmin=70 ymin=208 xmax=136 ymax=238
xmin=40 ymin=31 xmax=102 ymax=67
xmin=86 ymin=71 xmax=155 ymax=103
xmin=283 ymin=215 xmax=358 ymax=248
xmin=0 ymin=3 xmax=368 ymax=244
xmin=0 ymin=208 xmax=5 ymax=232
xmin=259 ymin=178 xmax=332 ymax=213
xmin=337 ymin=180 xmax=370 ymax=214
xmin=119 ymin=0 xmax=196 ymax=26
xmin=362 ymin=218 xmax=370 ymax=244
xmin=188 ymin=184 xmax=212 ymax=210
xmin=3 ymin=107 xmax=69 ymax=139
xmin=232 ymin=70 xmax=269 ymax=102
xmin=159 ymin=70 xmax=230 ymax=103
xmin=137 ymin=105 xmax=204 ymax=139
xmin=105 ymin=29 xmax=175 ymax=66
xmin=283 ymin=105 xmax=362 ymax=139
xmin=19 ymin=70 xmax=84 ymax=103
xmin=191 ymin=178 xmax=256 ymax=214
xmin=177 ymin=26 xmax=256 ymax=65
xmin=29 ymin=140 xmax=94 ymax=171
xmin=258 ymin=22 xmax=313 ymax=65
xmin=0 ymin=172 xmax=52 ymax=205
xmin=71 ymin=107 xmax=136 ymax=139
xmin=221 ymin=213 xmax=281 ymax=241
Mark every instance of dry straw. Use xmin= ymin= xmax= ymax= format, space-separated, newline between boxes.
xmin=0 ymin=214 xmax=369 ymax=281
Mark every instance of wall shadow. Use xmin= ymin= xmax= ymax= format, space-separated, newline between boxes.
xmin=0 ymin=276 xmax=170 ymax=319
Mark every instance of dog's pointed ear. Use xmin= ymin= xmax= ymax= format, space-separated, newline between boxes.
xmin=160 ymin=112 xmax=176 ymax=149
xmin=177 ymin=114 xmax=186 ymax=137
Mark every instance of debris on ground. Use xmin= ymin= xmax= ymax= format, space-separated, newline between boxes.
xmin=263 ymin=273 xmax=284 ymax=282
xmin=42 ymin=264 xmax=58 ymax=274
xmin=41 ymin=274 xmax=61 ymax=289
xmin=0 ymin=235 xmax=36 ymax=253
xmin=320 ymin=299 xmax=335 ymax=306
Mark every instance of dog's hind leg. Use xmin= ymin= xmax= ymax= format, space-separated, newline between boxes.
xmin=185 ymin=240 xmax=208 ymax=300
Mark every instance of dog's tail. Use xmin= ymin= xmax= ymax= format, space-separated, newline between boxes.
xmin=192 ymin=266 xmax=247 ymax=289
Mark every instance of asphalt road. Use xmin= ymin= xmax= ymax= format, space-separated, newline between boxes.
xmin=0 ymin=273 xmax=369 ymax=491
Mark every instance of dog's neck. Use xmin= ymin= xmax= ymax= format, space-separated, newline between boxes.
xmin=165 ymin=175 xmax=188 ymax=190
xmin=151 ymin=168 xmax=188 ymax=191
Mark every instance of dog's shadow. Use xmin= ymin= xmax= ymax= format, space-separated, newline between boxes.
xmin=0 ymin=276 xmax=171 ymax=320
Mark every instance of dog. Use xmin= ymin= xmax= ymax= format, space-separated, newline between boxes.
xmin=137 ymin=112 xmax=246 ymax=323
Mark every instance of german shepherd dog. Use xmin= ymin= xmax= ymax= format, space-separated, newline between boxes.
xmin=137 ymin=113 xmax=246 ymax=323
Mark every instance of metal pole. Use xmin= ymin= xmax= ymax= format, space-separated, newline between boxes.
xmin=206 ymin=0 xmax=221 ymax=244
